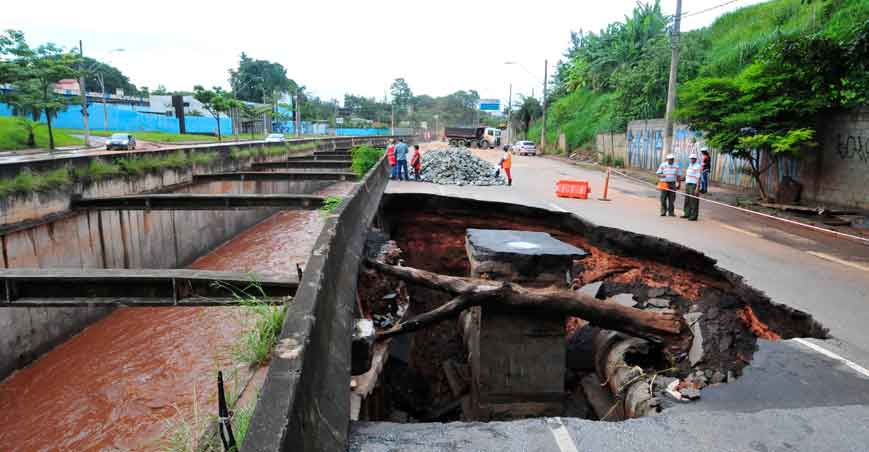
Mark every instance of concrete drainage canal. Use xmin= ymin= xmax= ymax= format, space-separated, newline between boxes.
xmin=0 ymin=157 xmax=831 ymax=451
xmin=0 ymin=139 xmax=381 ymax=451
xmin=350 ymin=193 xmax=828 ymax=429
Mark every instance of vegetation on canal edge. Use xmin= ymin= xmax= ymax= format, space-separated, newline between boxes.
xmin=0 ymin=151 xmax=220 ymax=198
xmin=351 ymin=144 xmax=382 ymax=176
xmin=229 ymin=142 xmax=318 ymax=160
xmin=320 ymin=196 xmax=343 ymax=215
xmin=58 ymin=129 xmax=220 ymax=143
xmin=225 ymin=281 xmax=287 ymax=368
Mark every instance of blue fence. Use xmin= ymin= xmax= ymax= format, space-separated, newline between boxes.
xmin=0 ymin=102 xmax=231 ymax=135
xmin=333 ymin=128 xmax=391 ymax=136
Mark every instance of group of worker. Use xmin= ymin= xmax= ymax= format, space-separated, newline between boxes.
xmin=385 ymin=139 xmax=422 ymax=181
xmin=655 ymin=149 xmax=711 ymax=221
xmin=384 ymin=140 xmax=514 ymax=186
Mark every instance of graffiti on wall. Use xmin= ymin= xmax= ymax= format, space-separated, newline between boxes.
xmin=836 ymin=134 xmax=869 ymax=162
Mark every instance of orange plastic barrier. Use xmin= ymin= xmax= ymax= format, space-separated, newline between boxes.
xmin=555 ymin=180 xmax=591 ymax=199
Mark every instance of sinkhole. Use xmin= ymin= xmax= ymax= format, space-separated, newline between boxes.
xmin=350 ymin=194 xmax=828 ymax=423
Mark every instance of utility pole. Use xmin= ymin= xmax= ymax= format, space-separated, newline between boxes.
xmin=662 ymin=0 xmax=683 ymax=160
xmin=540 ymin=59 xmax=548 ymax=154
xmin=390 ymin=103 xmax=395 ymax=136
xmin=79 ymin=40 xmax=90 ymax=148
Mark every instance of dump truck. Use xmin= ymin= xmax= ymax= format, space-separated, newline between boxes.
xmin=444 ymin=126 xmax=502 ymax=148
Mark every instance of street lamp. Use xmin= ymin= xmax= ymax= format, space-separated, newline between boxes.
xmin=91 ymin=48 xmax=125 ymax=131
xmin=505 ymin=60 xmax=548 ymax=152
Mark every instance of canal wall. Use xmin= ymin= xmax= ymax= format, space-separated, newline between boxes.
xmin=243 ymin=157 xmax=391 ymax=451
xmin=0 ymin=206 xmax=279 ymax=379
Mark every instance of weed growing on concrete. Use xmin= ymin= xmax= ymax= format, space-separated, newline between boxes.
xmin=320 ymin=196 xmax=343 ymax=215
xmin=351 ymin=144 xmax=382 ymax=176
xmin=600 ymin=153 xmax=625 ymax=168
xmin=0 ymin=168 xmax=72 ymax=196
xmin=231 ymin=400 xmax=256 ymax=447
xmin=217 ymin=281 xmax=287 ymax=368
xmin=74 ymin=159 xmax=123 ymax=181
xmin=188 ymin=151 xmax=217 ymax=165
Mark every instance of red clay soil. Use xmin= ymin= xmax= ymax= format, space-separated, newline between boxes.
xmin=737 ymin=305 xmax=782 ymax=340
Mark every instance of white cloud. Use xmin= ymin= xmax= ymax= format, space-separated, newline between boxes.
xmin=5 ymin=0 xmax=767 ymax=105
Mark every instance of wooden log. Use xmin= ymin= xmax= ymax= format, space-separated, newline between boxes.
xmin=364 ymin=259 xmax=684 ymax=343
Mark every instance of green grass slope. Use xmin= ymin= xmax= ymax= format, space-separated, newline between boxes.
xmin=0 ymin=117 xmax=84 ymax=150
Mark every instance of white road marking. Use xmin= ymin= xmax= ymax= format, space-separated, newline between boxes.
xmin=548 ymin=203 xmax=568 ymax=213
xmin=806 ymin=251 xmax=869 ymax=273
xmin=792 ymin=338 xmax=869 ymax=378
xmin=548 ymin=417 xmax=579 ymax=452
xmin=718 ymin=223 xmax=762 ymax=238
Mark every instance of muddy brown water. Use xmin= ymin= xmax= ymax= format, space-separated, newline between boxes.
xmin=0 ymin=182 xmax=356 ymax=450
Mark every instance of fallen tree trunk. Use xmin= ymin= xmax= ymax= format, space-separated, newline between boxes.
xmin=365 ymin=259 xmax=685 ymax=343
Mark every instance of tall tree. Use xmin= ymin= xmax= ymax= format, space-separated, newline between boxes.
xmin=229 ymin=53 xmax=297 ymax=103
xmin=193 ymin=85 xmax=235 ymax=141
xmin=389 ymin=78 xmax=413 ymax=107
xmin=4 ymin=37 xmax=79 ymax=149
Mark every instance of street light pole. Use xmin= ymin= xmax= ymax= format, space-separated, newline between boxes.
xmin=507 ymin=83 xmax=512 ymax=144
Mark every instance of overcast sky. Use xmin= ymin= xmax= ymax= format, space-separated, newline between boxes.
xmin=5 ymin=0 xmax=765 ymax=107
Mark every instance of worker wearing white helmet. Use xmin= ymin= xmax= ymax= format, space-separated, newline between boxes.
xmin=682 ymin=153 xmax=703 ymax=221
xmin=655 ymin=153 xmax=681 ymax=217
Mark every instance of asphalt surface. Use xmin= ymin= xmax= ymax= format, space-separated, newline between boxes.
xmin=350 ymin=144 xmax=869 ymax=451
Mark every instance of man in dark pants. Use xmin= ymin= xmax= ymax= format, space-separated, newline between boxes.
xmin=655 ymin=153 xmax=681 ymax=216
xmin=394 ymin=139 xmax=409 ymax=181
xmin=700 ymin=148 xmax=711 ymax=194
xmin=682 ymin=153 xmax=702 ymax=221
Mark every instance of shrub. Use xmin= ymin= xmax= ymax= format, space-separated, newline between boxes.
xmin=351 ymin=145 xmax=382 ymax=176
xmin=319 ymin=196 xmax=343 ymax=215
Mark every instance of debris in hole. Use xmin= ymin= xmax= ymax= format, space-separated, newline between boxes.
xmin=354 ymin=201 xmax=829 ymax=424
xmin=419 ymin=148 xmax=505 ymax=186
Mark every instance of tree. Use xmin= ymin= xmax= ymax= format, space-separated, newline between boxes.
xmin=3 ymin=36 xmax=79 ymax=150
xmin=81 ymin=57 xmax=137 ymax=96
xmin=676 ymin=30 xmax=864 ymax=200
xmin=152 ymin=84 xmax=169 ymax=95
xmin=389 ymin=78 xmax=413 ymax=107
xmin=514 ymin=96 xmax=542 ymax=136
xmin=193 ymin=85 xmax=235 ymax=141
xmin=229 ymin=53 xmax=297 ymax=103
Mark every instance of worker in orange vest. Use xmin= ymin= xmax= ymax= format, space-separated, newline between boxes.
xmin=499 ymin=148 xmax=513 ymax=186
xmin=386 ymin=140 xmax=397 ymax=179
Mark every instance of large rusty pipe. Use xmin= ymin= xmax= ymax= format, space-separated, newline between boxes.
xmin=593 ymin=330 xmax=657 ymax=419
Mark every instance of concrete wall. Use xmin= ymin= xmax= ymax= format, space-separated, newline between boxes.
xmin=0 ymin=205 xmax=278 ymax=379
xmin=243 ymin=157 xmax=392 ymax=452
xmin=597 ymin=109 xmax=869 ymax=208
xmin=811 ymin=109 xmax=869 ymax=208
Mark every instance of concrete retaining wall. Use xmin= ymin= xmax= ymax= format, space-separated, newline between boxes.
xmin=243 ymin=157 xmax=391 ymax=452
xmin=0 ymin=205 xmax=277 ymax=379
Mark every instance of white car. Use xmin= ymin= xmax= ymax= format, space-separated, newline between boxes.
xmin=511 ymin=141 xmax=537 ymax=156
xmin=264 ymin=133 xmax=285 ymax=143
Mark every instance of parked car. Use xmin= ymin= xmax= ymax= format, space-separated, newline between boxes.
xmin=106 ymin=133 xmax=136 ymax=150
xmin=264 ymin=133 xmax=285 ymax=143
xmin=511 ymin=140 xmax=537 ymax=156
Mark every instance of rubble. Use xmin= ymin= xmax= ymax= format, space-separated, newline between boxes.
xmin=419 ymin=148 xmax=506 ymax=186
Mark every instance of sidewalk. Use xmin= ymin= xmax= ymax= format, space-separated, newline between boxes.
xmin=544 ymin=154 xmax=868 ymax=240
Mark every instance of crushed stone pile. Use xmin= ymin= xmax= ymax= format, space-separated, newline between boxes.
xmin=419 ymin=148 xmax=506 ymax=186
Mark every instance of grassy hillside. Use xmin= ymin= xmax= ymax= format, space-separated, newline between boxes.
xmin=528 ymin=89 xmax=614 ymax=151
xmin=539 ymin=0 xmax=868 ymax=153
xmin=0 ymin=116 xmax=84 ymax=150
xmin=700 ymin=0 xmax=868 ymax=75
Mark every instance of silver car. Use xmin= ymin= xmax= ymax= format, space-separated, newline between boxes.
xmin=512 ymin=140 xmax=537 ymax=156
xmin=264 ymin=133 xmax=285 ymax=143
xmin=106 ymin=133 xmax=136 ymax=150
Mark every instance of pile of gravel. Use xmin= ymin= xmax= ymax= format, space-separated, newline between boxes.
xmin=419 ymin=148 xmax=505 ymax=186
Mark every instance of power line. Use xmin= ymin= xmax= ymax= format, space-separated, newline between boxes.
xmin=680 ymin=0 xmax=742 ymax=18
